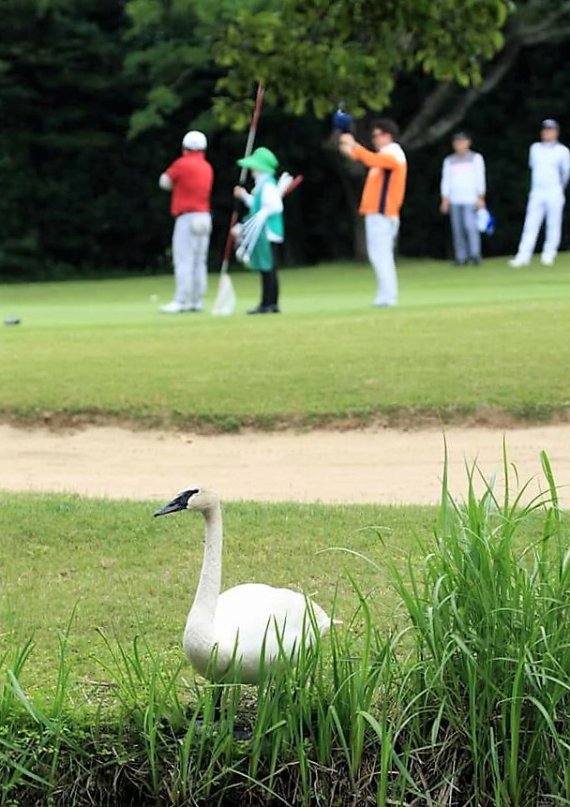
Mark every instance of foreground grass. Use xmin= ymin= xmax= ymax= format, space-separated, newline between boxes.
xmin=1 ymin=465 xmax=570 ymax=805
xmin=2 ymin=256 xmax=570 ymax=427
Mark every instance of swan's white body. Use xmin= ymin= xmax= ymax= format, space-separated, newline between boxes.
xmin=156 ymin=489 xmax=332 ymax=685
xmin=184 ymin=581 xmax=331 ymax=684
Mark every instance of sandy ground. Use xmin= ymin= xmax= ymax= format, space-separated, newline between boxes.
xmin=1 ymin=423 xmax=570 ymax=506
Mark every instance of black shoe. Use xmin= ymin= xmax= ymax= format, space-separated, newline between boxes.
xmin=247 ymin=304 xmax=281 ymax=314
xmin=454 ymin=259 xmax=467 ymax=266
xmin=470 ymin=257 xmax=481 ymax=266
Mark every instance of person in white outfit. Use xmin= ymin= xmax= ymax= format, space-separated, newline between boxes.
xmin=509 ymin=119 xmax=570 ymax=267
xmin=440 ymin=132 xmax=486 ymax=265
xmin=158 ymin=130 xmax=214 ymax=312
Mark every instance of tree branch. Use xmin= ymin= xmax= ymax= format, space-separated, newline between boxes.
xmin=514 ymin=3 xmax=570 ymax=44
xmin=517 ymin=21 xmax=570 ymax=45
xmin=401 ymin=5 xmax=570 ymax=150
xmin=403 ymin=38 xmax=522 ymax=150
xmin=400 ymin=81 xmax=455 ymax=146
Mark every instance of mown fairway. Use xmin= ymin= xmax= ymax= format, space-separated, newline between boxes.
xmin=2 ymin=255 xmax=570 ymax=427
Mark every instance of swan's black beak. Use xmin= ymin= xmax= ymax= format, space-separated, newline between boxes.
xmin=154 ymin=489 xmax=196 ymax=517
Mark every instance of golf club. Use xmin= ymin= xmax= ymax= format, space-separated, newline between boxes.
xmin=212 ymin=83 xmax=265 ymax=316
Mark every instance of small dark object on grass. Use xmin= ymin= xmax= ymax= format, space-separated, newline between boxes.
xmin=4 ymin=317 xmax=21 ymax=326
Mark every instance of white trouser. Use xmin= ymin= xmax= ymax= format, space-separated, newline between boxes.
xmin=515 ymin=190 xmax=565 ymax=263
xmin=172 ymin=212 xmax=212 ymax=307
xmin=449 ymin=204 xmax=480 ymax=263
xmin=365 ymin=214 xmax=400 ymax=305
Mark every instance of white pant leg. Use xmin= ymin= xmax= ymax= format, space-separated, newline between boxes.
xmin=542 ymin=195 xmax=565 ymax=262
xmin=171 ymin=214 xmax=193 ymax=305
xmin=515 ymin=193 xmax=547 ymax=262
xmin=365 ymin=214 xmax=399 ymax=306
xmin=187 ymin=213 xmax=212 ymax=308
xmin=463 ymin=205 xmax=481 ymax=261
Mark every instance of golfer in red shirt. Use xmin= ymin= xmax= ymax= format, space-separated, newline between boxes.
xmin=159 ymin=130 xmax=214 ymax=312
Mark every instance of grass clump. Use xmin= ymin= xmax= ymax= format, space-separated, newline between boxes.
xmin=1 ymin=457 xmax=569 ymax=805
xmin=391 ymin=451 xmax=570 ymax=804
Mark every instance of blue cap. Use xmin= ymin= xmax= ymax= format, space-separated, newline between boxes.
xmin=541 ymin=119 xmax=559 ymax=130
xmin=332 ymin=108 xmax=352 ymax=133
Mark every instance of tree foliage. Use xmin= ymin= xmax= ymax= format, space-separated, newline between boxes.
xmin=0 ymin=0 xmax=155 ymax=277
xmin=124 ymin=0 xmax=265 ymax=137
xmin=0 ymin=0 xmax=568 ymax=280
xmin=401 ymin=0 xmax=570 ymax=149
xmin=213 ymin=0 xmax=511 ymax=125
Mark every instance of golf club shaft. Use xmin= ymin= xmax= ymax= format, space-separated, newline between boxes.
xmin=220 ymin=83 xmax=265 ymax=274
xmin=239 ymin=83 xmax=264 ymax=185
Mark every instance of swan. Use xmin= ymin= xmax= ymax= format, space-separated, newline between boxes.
xmin=154 ymin=488 xmax=333 ymax=684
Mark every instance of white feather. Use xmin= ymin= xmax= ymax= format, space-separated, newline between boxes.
xmin=160 ymin=489 xmax=333 ymax=684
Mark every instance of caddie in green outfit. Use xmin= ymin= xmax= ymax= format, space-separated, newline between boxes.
xmin=233 ymin=147 xmax=284 ymax=314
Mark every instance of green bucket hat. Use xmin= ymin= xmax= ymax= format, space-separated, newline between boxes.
xmin=237 ymin=146 xmax=278 ymax=175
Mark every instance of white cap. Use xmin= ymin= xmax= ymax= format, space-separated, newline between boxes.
xmin=182 ymin=130 xmax=207 ymax=151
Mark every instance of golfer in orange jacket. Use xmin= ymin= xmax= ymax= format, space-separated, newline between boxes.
xmin=340 ymin=119 xmax=407 ymax=307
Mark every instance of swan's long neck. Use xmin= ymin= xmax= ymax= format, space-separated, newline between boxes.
xmin=191 ymin=502 xmax=223 ymax=620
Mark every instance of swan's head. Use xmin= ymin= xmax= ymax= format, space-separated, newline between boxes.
xmin=153 ymin=488 xmax=218 ymax=517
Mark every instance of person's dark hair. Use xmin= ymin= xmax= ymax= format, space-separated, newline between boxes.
xmin=371 ymin=118 xmax=399 ymax=139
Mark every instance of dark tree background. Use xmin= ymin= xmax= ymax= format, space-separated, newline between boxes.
xmin=0 ymin=0 xmax=568 ymax=281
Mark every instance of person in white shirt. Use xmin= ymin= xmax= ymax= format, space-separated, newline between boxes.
xmin=509 ymin=119 xmax=570 ymax=267
xmin=440 ymin=132 xmax=486 ymax=266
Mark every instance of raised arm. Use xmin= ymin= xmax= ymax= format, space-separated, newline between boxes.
xmin=339 ymin=134 xmax=403 ymax=169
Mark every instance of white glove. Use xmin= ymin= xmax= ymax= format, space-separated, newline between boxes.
xmin=159 ymin=173 xmax=173 ymax=191
xmin=276 ymin=172 xmax=294 ymax=196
